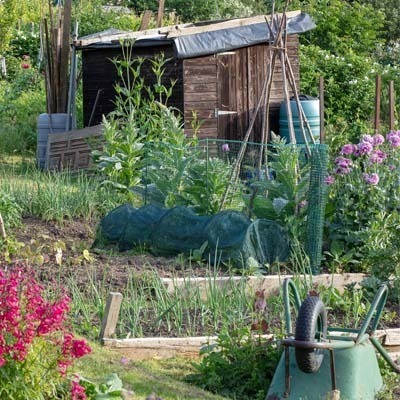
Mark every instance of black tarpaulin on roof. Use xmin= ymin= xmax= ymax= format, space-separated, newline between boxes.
xmin=172 ymin=12 xmax=315 ymax=59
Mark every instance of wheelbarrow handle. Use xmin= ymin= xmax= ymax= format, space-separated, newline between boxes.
xmin=356 ymin=284 xmax=388 ymax=344
xmin=283 ymin=278 xmax=302 ymax=335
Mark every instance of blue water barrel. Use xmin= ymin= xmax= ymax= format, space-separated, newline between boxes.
xmin=279 ymin=99 xmax=320 ymax=143
xmin=37 ymin=113 xmax=70 ymax=169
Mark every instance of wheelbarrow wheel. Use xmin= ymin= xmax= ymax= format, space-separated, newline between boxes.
xmin=295 ymin=295 xmax=327 ymax=373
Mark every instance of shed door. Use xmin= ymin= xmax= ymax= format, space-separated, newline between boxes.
xmin=217 ymin=52 xmax=239 ymax=141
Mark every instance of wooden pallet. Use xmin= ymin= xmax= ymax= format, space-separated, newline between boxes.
xmin=47 ymin=124 xmax=103 ymax=171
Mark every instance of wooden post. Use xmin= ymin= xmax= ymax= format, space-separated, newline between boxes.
xmin=157 ymin=0 xmax=165 ymax=28
xmin=140 ymin=10 xmax=153 ymax=31
xmin=99 ymin=292 xmax=123 ymax=340
xmin=319 ymin=76 xmax=325 ymax=144
xmin=374 ymin=75 xmax=381 ymax=134
xmin=389 ymin=80 xmax=395 ymax=131
xmin=0 ymin=213 xmax=6 ymax=239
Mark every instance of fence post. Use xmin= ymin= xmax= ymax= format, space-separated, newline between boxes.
xmin=99 ymin=292 xmax=123 ymax=340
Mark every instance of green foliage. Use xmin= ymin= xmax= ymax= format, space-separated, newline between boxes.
xmin=0 ymin=0 xmax=18 ymax=55
xmin=248 ymin=141 xmax=309 ymax=238
xmin=300 ymin=45 xmax=378 ymax=145
xmin=7 ymin=29 xmax=40 ymax=62
xmin=144 ymin=141 xmax=245 ymax=215
xmin=78 ymin=373 xmax=126 ymax=399
xmin=301 ymin=0 xmax=384 ymax=56
xmin=127 ymin=0 xmax=268 ymax=21
xmin=0 ymin=192 xmax=22 ymax=230
xmin=188 ymin=327 xmax=281 ymax=400
xmin=76 ymin=0 xmax=142 ymax=36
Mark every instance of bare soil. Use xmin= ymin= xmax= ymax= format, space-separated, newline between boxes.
xmin=10 ymin=217 xmax=222 ymax=290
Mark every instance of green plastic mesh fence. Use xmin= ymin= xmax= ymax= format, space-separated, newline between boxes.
xmin=306 ymin=144 xmax=329 ymax=274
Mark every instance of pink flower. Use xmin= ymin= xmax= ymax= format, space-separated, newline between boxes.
xmin=325 ymin=175 xmax=335 ymax=185
xmin=21 ymin=63 xmax=30 ymax=69
xmin=358 ymin=141 xmax=373 ymax=155
xmin=363 ymin=173 xmax=379 ymax=185
xmin=71 ymin=381 xmax=87 ymax=400
xmin=372 ymin=134 xmax=385 ymax=146
xmin=340 ymin=144 xmax=356 ymax=155
xmin=221 ymin=143 xmax=230 ymax=152
xmin=22 ymin=55 xmax=30 ymax=61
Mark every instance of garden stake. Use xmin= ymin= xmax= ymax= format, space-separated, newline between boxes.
xmin=319 ymin=76 xmax=325 ymax=143
xmin=0 ymin=213 xmax=6 ymax=239
xmin=374 ymin=74 xmax=381 ymax=134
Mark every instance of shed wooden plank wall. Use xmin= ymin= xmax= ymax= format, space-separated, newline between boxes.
xmin=183 ymin=56 xmax=218 ymax=138
xmin=81 ymin=44 xmax=184 ymax=127
xmin=182 ymin=34 xmax=299 ymax=142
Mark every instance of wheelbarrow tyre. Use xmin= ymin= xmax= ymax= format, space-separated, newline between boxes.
xmin=294 ymin=295 xmax=327 ymax=374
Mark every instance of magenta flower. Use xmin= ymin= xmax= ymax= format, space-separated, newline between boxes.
xmin=358 ymin=141 xmax=373 ymax=155
xmin=221 ymin=143 xmax=230 ymax=152
xmin=386 ymin=131 xmax=400 ymax=147
xmin=363 ymin=173 xmax=379 ymax=185
xmin=340 ymin=144 xmax=356 ymax=155
xmin=335 ymin=156 xmax=352 ymax=168
xmin=372 ymin=134 xmax=385 ymax=146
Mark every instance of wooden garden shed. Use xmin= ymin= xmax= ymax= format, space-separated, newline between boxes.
xmin=76 ymin=11 xmax=315 ymax=142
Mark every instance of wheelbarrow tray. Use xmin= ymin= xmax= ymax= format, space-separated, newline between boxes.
xmin=266 ymin=339 xmax=382 ymax=400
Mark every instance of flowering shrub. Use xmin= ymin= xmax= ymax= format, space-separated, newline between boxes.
xmin=0 ymin=263 xmax=91 ymax=399
xmin=326 ymin=132 xmax=400 ymax=275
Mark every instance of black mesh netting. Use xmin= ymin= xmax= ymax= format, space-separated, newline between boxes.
xmin=94 ymin=205 xmax=290 ymax=268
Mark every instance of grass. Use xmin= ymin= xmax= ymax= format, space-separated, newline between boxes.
xmin=0 ymin=159 xmax=129 ymax=222
xmin=74 ymin=342 xmax=228 ymax=400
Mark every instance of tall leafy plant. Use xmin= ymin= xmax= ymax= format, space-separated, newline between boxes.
xmin=248 ymin=140 xmax=310 ymax=238
xmin=93 ymin=44 xmax=184 ymax=193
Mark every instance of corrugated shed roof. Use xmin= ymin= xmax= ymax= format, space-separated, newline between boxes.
xmin=76 ymin=11 xmax=315 ymax=59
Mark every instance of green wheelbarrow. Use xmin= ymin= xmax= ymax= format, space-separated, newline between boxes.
xmin=266 ymin=278 xmax=400 ymax=400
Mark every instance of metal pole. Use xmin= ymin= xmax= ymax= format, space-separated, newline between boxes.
xmin=319 ymin=76 xmax=325 ymax=143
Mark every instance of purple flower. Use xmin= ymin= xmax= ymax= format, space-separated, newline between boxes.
xmin=372 ymin=134 xmax=385 ymax=146
xmin=369 ymin=150 xmax=387 ymax=164
xmin=363 ymin=173 xmax=379 ymax=185
xmin=358 ymin=141 xmax=373 ymax=155
xmin=361 ymin=134 xmax=374 ymax=144
xmin=340 ymin=144 xmax=356 ymax=155
xmin=325 ymin=175 xmax=335 ymax=185
xmin=221 ymin=143 xmax=230 ymax=152
xmin=386 ymin=131 xmax=400 ymax=147
xmin=335 ymin=156 xmax=352 ymax=168
xmin=389 ymin=165 xmax=396 ymax=171
xmin=335 ymin=166 xmax=351 ymax=175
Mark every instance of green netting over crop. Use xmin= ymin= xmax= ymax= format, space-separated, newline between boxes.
xmin=94 ymin=204 xmax=290 ymax=268
xmin=95 ymin=139 xmax=328 ymax=271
